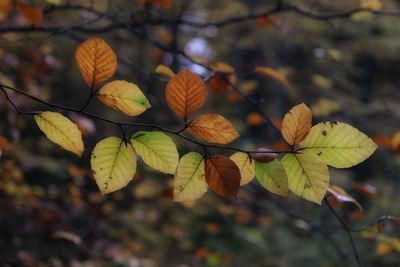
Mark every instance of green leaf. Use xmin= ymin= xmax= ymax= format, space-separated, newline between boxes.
xmin=34 ymin=111 xmax=84 ymax=156
xmin=255 ymin=159 xmax=288 ymax=196
xmin=131 ymin=131 xmax=179 ymax=174
xmin=174 ymin=152 xmax=207 ymax=202
xmin=91 ymin=136 xmax=137 ymax=194
xmin=281 ymin=153 xmax=330 ymax=204
xmin=300 ymin=122 xmax=377 ymax=168
xmin=229 ymin=152 xmax=255 ymax=186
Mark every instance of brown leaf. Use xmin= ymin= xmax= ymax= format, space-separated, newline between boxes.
xmin=0 ymin=0 xmax=13 ymax=19
xmin=251 ymin=148 xmax=277 ymax=163
xmin=255 ymin=66 xmax=292 ymax=89
xmin=352 ymin=182 xmax=377 ymax=198
xmin=327 ymin=185 xmax=363 ymax=210
xmin=139 ymin=0 xmax=173 ymax=9
xmin=16 ymin=3 xmax=43 ymax=27
xmin=209 ymin=62 xmax=236 ymax=93
xmin=165 ymin=69 xmax=208 ymax=119
xmin=281 ymin=103 xmax=312 ymax=145
xmin=205 ymin=155 xmax=241 ymax=198
xmin=247 ymin=112 xmax=264 ymax=126
xmin=75 ymin=38 xmax=117 ymax=87
xmin=188 ymin=113 xmax=239 ymax=144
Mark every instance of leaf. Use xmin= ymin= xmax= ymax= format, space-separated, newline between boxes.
xmin=16 ymin=3 xmax=43 ymax=27
xmin=300 ymin=122 xmax=377 ymax=168
xmin=247 ymin=112 xmax=264 ymax=126
xmin=0 ymin=136 xmax=13 ymax=151
xmin=34 ymin=111 xmax=84 ymax=156
xmin=205 ymin=155 xmax=241 ymax=198
xmin=174 ymin=152 xmax=207 ymax=202
xmin=311 ymin=98 xmax=340 ymax=117
xmin=229 ymin=152 xmax=255 ymax=186
xmin=139 ymin=0 xmax=173 ymax=9
xmin=361 ymin=0 xmax=382 ymax=11
xmin=165 ymin=69 xmax=208 ymax=119
xmin=75 ymin=38 xmax=117 ymax=87
xmin=327 ymin=185 xmax=362 ymax=210
xmin=98 ymin=80 xmax=151 ymax=116
xmin=187 ymin=113 xmax=239 ymax=144
xmin=91 ymin=137 xmax=136 ymax=194
xmin=281 ymin=153 xmax=330 ymax=204
xmin=53 ymin=231 xmax=82 ymax=245
xmin=255 ymin=66 xmax=292 ymax=89
xmin=251 ymin=148 xmax=277 ymax=163
xmin=255 ymin=159 xmax=288 ymax=196
xmin=0 ymin=0 xmax=12 ymax=19
xmin=131 ymin=131 xmax=179 ymax=174
xmin=281 ymin=103 xmax=312 ymax=145
xmin=155 ymin=64 xmax=175 ymax=78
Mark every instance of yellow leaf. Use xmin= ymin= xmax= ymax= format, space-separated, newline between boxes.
xmin=91 ymin=137 xmax=136 ymax=194
xmin=174 ymin=152 xmax=207 ymax=202
xmin=255 ymin=66 xmax=292 ymax=89
xmin=165 ymin=69 xmax=208 ymax=119
xmin=375 ymin=242 xmax=392 ymax=256
xmin=312 ymin=75 xmax=332 ymax=90
xmin=229 ymin=152 xmax=255 ymax=186
xmin=75 ymin=38 xmax=117 ymax=87
xmin=98 ymin=80 xmax=151 ymax=116
xmin=131 ymin=131 xmax=179 ymax=174
xmin=361 ymin=0 xmax=382 ymax=11
xmin=188 ymin=113 xmax=239 ymax=144
xmin=34 ymin=111 xmax=84 ymax=156
xmin=300 ymin=122 xmax=377 ymax=168
xmin=255 ymin=159 xmax=288 ymax=196
xmin=391 ymin=131 xmax=400 ymax=150
xmin=281 ymin=153 xmax=329 ymax=204
xmin=16 ymin=3 xmax=43 ymax=27
xmin=155 ymin=64 xmax=175 ymax=78
xmin=281 ymin=103 xmax=312 ymax=145
xmin=327 ymin=184 xmax=362 ymax=210
xmin=311 ymin=98 xmax=340 ymax=117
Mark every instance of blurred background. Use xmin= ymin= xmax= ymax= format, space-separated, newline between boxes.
xmin=0 ymin=0 xmax=399 ymax=266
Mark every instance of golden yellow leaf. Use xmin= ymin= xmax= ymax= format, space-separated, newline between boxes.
xmin=75 ymin=38 xmax=117 ymax=87
xmin=34 ymin=111 xmax=84 ymax=156
xmin=229 ymin=152 xmax=255 ymax=186
xmin=91 ymin=137 xmax=136 ymax=194
xmin=155 ymin=64 xmax=175 ymax=78
xmin=188 ymin=113 xmax=239 ymax=144
xmin=16 ymin=3 xmax=43 ymax=27
xmin=391 ymin=131 xmax=400 ymax=150
xmin=281 ymin=103 xmax=312 ymax=145
xmin=174 ymin=152 xmax=207 ymax=202
xmin=281 ymin=153 xmax=329 ymax=204
xmin=361 ymin=0 xmax=382 ymax=11
xmin=300 ymin=122 xmax=377 ymax=168
xmin=98 ymin=80 xmax=151 ymax=116
xmin=255 ymin=66 xmax=292 ymax=89
xmin=165 ymin=69 xmax=208 ymax=119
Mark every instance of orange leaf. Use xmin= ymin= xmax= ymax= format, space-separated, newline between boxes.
xmin=205 ymin=155 xmax=241 ymax=198
xmin=0 ymin=136 xmax=13 ymax=151
xmin=75 ymin=38 xmax=117 ymax=87
xmin=188 ymin=113 xmax=239 ymax=144
xmin=371 ymin=135 xmax=392 ymax=149
xmin=247 ymin=112 xmax=264 ymax=126
xmin=255 ymin=66 xmax=292 ymax=89
xmin=281 ymin=103 xmax=312 ymax=145
xmin=16 ymin=3 xmax=43 ymax=27
xmin=0 ymin=0 xmax=13 ymax=19
xmin=327 ymin=185 xmax=363 ymax=210
xmin=392 ymin=132 xmax=400 ymax=150
xmin=165 ymin=69 xmax=208 ymax=119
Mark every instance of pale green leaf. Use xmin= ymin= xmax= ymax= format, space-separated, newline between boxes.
xmin=91 ymin=136 xmax=137 ymax=194
xmin=174 ymin=152 xmax=207 ymax=202
xmin=300 ymin=122 xmax=377 ymax=168
xmin=255 ymin=159 xmax=288 ymax=196
xmin=34 ymin=111 xmax=84 ymax=156
xmin=229 ymin=152 xmax=255 ymax=186
xmin=281 ymin=153 xmax=330 ymax=204
xmin=131 ymin=131 xmax=179 ymax=174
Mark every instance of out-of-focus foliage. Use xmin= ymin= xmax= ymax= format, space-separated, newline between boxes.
xmin=0 ymin=0 xmax=400 ymax=266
